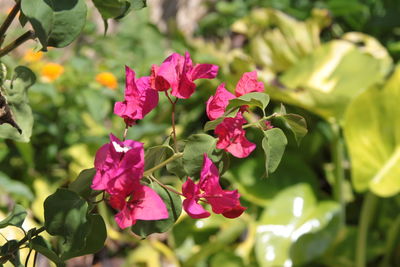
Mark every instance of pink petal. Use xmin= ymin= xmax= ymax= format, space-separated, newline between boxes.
xmin=182 ymin=178 xmax=199 ymax=199
xmin=115 ymin=207 xmax=137 ymax=229
xmin=206 ymin=190 xmax=240 ymax=214
xmin=190 ymin=64 xmax=219 ymax=80
xmin=234 ymin=71 xmax=264 ymax=97
xmin=215 ymin=114 xmax=256 ymax=158
xmin=199 ymin=154 xmax=222 ymax=193
xmin=130 ymin=185 xmax=169 ymax=221
xmin=183 ymin=198 xmax=210 ymax=219
xmin=222 ymin=205 xmax=246 ymax=219
xmin=206 ymin=83 xmax=235 ymax=120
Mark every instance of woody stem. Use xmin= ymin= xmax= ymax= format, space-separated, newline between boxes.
xmin=0 ymin=1 xmax=20 ymax=47
xmin=148 ymin=175 xmax=184 ymax=196
xmin=123 ymin=125 xmax=128 ymax=141
xmin=165 ymin=92 xmax=178 ymax=152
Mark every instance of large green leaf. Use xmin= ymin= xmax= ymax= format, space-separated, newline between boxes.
xmin=30 ymin=236 xmax=64 ymax=266
xmin=131 ymin=181 xmax=182 ymax=238
xmin=61 ymin=214 xmax=106 ymax=260
xmin=255 ymin=184 xmax=340 ymax=267
xmin=0 ymin=204 xmax=26 ymax=229
xmin=92 ymin=0 xmax=130 ymax=20
xmin=21 ymin=0 xmax=87 ymax=48
xmin=0 ymin=66 xmax=36 ymax=142
xmin=270 ymin=39 xmax=390 ymax=120
xmin=344 ymin=65 xmax=400 ymax=196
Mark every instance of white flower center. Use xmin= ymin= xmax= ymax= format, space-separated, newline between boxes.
xmin=112 ymin=141 xmax=131 ymax=153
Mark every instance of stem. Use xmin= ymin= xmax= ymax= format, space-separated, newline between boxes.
xmin=242 ymin=113 xmax=277 ymax=129
xmin=24 ymin=248 xmax=32 ymax=267
xmin=380 ymin=214 xmax=400 ymax=267
xmin=148 ymin=175 xmax=183 ymax=196
xmin=0 ymin=30 xmax=35 ymax=58
xmin=356 ymin=192 xmax=378 ymax=267
xmin=0 ymin=226 xmax=45 ymax=264
xmin=123 ymin=125 xmax=128 ymax=141
xmin=331 ymin=122 xmax=346 ymax=227
xmin=165 ymin=92 xmax=178 ymax=152
xmin=143 ymin=152 xmax=183 ymax=177
xmin=0 ymin=1 xmax=20 ymax=47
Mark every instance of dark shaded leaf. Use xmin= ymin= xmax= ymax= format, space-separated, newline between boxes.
xmin=262 ymin=128 xmax=287 ymax=176
xmin=0 ymin=204 xmax=26 ymax=229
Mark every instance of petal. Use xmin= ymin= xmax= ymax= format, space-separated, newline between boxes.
xmin=206 ymin=83 xmax=235 ymax=120
xmin=206 ymin=190 xmax=240 ymax=214
xmin=190 ymin=63 xmax=219 ymax=80
xmin=183 ymin=198 xmax=210 ymax=219
xmin=150 ymin=64 xmax=170 ymax=91
xmin=115 ymin=207 xmax=136 ymax=229
xmin=222 ymin=205 xmax=246 ymax=219
xmin=199 ymin=154 xmax=222 ymax=194
xmin=182 ymin=178 xmax=199 ymax=199
xmin=215 ymin=114 xmax=256 ymax=158
xmin=234 ymin=71 xmax=264 ymax=97
xmin=131 ymin=185 xmax=169 ymax=221
xmin=94 ymin=143 xmax=109 ymax=169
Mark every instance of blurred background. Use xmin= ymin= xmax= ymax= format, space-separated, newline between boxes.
xmin=1 ymin=0 xmax=400 ymax=266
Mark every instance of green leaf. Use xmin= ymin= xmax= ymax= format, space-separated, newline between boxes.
xmin=262 ymin=128 xmax=287 ymax=176
xmin=0 ymin=204 xmax=27 ymax=229
xmin=166 ymin=157 xmax=187 ymax=179
xmin=144 ymin=145 xmax=174 ymax=171
xmin=0 ymin=66 xmax=36 ymax=142
xmin=0 ymin=240 xmax=21 ymax=266
xmin=344 ymin=65 xmax=400 ymax=197
xmin=226 ymin=92 xmax=270 ymax=111
xmin=61 ymin=214 xmax=106 ymax=260
xmin=30 ymin=236 xmax=64 ymax=266
xmin=0 ymin=172 xmax=34 ymax=200
xmin=255 ymin=184 xmax=340 ymax=267
xmin=44 ymin=188 xmax=88 ymax=249
xmin=272 ymin=39 xmax=391 ymax=120
xmin=21 ymin=0 xmax=87 ymax=49
xmin=68 ymin=168 xmax=96 ymax=199
xmin=92 ymin=0 xmax=130 ymax=20
xmin=132 ymin=181 xmax=182 ymax=238
xmin=204 ymin=117 xmax=225 ymax=132
xmin=183 ymin=134 xmax=216 ymax=178
xmin=130 ymin=0 xmax=146 ymax=10
xmin=278 ymin=113 xmax=308 ymax=144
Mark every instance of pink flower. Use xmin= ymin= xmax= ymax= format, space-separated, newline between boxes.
xmin=114 ymin=66 xmax=159 ymax=126
xmin=91 ymin=133 xmax=144 ymax=197
xmin=150 ymin=52 xmax=218 ymax=99
xmin=206 ymin=83 xmax=235 ymax=120
xmin=215 ymin=113 xmax=256 ymax=158
xmin=111 ymin=185 xmax=169 ymax=229
xmin=206 ymin=71 xmax=264 ymax=120
xmin=234 ymin=71 xmax=264 ymax=97
xmin=182 ymin=154 xmax=246 ymax=219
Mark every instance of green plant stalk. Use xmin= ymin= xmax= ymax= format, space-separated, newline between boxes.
xmin=143 ymin=152 xmax=183 ymax=177
xmin=0 ymin=1 xmax=20 ymax=47
xmin=355 ymin=192 xmax=378 ymax=267
xmin=242 ymin=113 xmax=277 ymax=129
xmin=0 ymin=30 xmax=35 ymax=57
xmin=379 ymin=214 xmax=400 ymax=267
xmin=331 ymin=122 xmax=346 ymax=227
xmin=148 ymin=175 xmax=183 ymax=196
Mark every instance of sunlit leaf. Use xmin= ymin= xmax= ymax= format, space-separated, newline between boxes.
xmin=344 ymin=65 xmax=400 ymax=196
xmin=255 ymin=184 xmax=340 ymax=266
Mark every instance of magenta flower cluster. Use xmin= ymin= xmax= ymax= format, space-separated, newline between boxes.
xmin=91 ymin=52 xmax=266 ymax=229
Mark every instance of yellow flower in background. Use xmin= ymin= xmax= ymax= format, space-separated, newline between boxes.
xmin=23 ymin=49 xmax=43 ymax=63
xmin=41 ymin=63 xmax=64 ymax=81
xmin=96 ymin=72 xmax=118 ymax=89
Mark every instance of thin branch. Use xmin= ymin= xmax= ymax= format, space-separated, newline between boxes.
xmin=148 ymin=175 xmax=184 ymax=196
xmin=0 ymin=30 xmax=35 ymax=58
xmin=0 ymin=2 xmax=21 ymax=47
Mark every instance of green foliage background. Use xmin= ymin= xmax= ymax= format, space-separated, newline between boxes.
xmin=1 ymin=0 xmax=400 ymax=266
